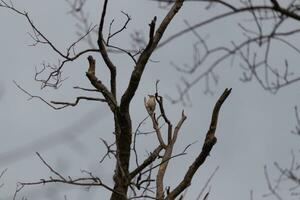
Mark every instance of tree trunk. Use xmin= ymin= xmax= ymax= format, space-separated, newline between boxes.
xmin=110 ymin=110 xmax=132 ymax=200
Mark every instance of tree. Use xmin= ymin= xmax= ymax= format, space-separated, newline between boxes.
xmin=0 ymin=0 xmax=231 ymax=199
xmin=2 ymin=0 xmax=300 ymax=199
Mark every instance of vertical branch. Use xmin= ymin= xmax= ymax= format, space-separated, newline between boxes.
xmin=97 ymin=0 xmax=117 ymax=98
xmin=166 ymin=88 xmax=231 ymax=199
xmin=156 ymin=110 xmax=187 ymax=200
xmin=120 ymin=0 xmax=184 ymax=110
xmin=155 ymin=80 xmax=173 ymax=144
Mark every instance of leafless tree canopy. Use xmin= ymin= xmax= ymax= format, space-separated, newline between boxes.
xmin=150 ymin=0 xmax=300 ymax=105
xmin=4 ymin=0 xmax=300 ymax=199
xmin=56 ymin=0 xmax=300 ymax=105
xmin=0 ymin=0 xmax=232 ymax=200
xmin=145 ymin=3 xmax=300 ymax=197
xmin=149 ymin=0 xmax=300 ymax=199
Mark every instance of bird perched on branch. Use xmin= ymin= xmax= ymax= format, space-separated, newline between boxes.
xmin=145 ymin=95 xmax=156 ymax=115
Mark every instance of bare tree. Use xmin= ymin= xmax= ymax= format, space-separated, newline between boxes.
xmin=0 ymin=0 xmax=231 ymax=200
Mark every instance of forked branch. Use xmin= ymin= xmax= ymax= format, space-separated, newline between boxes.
xmin=97 ymin=0 xmax=117 ymax=98
xmin=85 ymin=55 xmax=117 ymax=112
xmin=166 ymin=88 xmax=231 ymax=199
xmin=13 ymin=152 xmax=120 ymax=200
xmin=120 ymin=0 xmax=184 ymax=110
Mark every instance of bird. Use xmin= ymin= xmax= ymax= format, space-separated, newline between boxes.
xmin=145 ymin=95 xmax=156 ymax=115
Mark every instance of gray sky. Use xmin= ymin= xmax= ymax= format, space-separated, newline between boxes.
xmin=0 ymin=0 xmax=299 ymax=199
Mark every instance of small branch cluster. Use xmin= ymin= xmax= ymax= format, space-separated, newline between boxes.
xmin=264 ymin=151 xmax=300 ymax=199
xmin=152 ymin=0 xmax=300 ymax=104
xmin=0 ymin=0 xmax=99 ymax=89
xmin=99 ymin=138 xmax=116 ymax=163
xmin=65 ymin=0 xmax=96 ymax=48
xmin=13 ymin=152 xmax=119 ymax=200
xmin=13 ymin=81 xmax=106 ymax=110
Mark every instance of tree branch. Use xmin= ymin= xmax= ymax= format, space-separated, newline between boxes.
xmin=51 ymin=96 xmax=106 ymax=107
xmin=120 ymin=0 xmax=184 ymax=111
xmin=85 ymin=55 xmax=117 ymax=112
xmin=129 ymin=145 xmax=163 ymax=179
xmin=156 ymin=110 xmax=187 ymax=199
xmin=166 ymin=88 xmax=231 ymax=199
xmin=97 ymin=0 xmax=117 ymax=98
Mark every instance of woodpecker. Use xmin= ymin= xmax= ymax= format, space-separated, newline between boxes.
xmin=146 ymin=95 xmax=156 ymax=114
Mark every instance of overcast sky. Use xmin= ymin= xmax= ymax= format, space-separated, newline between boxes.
xmin=0 ymin=1 xmax=300 ymax=200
